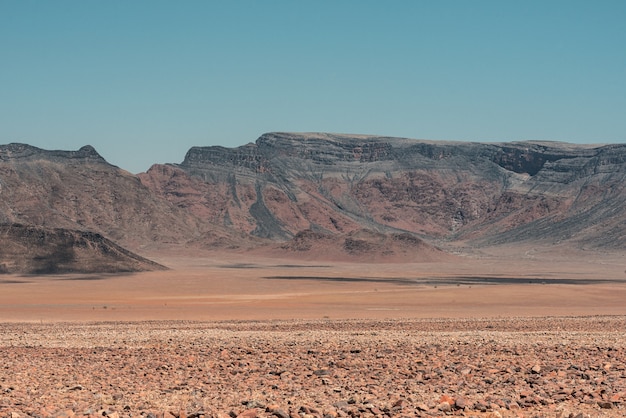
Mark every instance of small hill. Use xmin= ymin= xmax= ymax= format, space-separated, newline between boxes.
xmin=263 ymin=228 xmax=454 ymax=262
xmin=0 ymin=223 xmax=167 ymax=274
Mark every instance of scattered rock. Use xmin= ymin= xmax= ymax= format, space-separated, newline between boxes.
xmin=237 ymin=409 xmax=257 ymax=418
xmin=438 ymin=401 xmax=452 ymax=412
xmin=454 ymin=396 xmax=467 ymax=409
xmin=1 ymin=318 xmax=625 ymax=418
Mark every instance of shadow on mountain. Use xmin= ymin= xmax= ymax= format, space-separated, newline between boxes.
xmin=0 ymin=223 xmax=167 ymax=275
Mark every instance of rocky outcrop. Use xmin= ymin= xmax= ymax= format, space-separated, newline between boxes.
xmin=149 ymin=133 xmax=626 ymax=251
xmin=0 ymin=143 xmax=107 ymax=164
xmin=1 ymin=134 xmax=624 ymax=266
xmin=0 ymin=223 xmax=166 ymax=274
xmin=0 ymin=143 xmax=206 ymax=250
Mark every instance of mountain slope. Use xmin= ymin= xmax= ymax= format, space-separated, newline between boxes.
xmin=0 ymin=223 xmax=166 ymax=274
xmin=0 ymin=143 xmax=213 ymax=250
xmin=1 ymin=133 xmax=624 ymax=268
xmin=141 ymin=132 xmax=625 ymax=251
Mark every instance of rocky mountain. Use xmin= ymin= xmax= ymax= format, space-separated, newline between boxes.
xmin=1 ymin=132 xmax=624 ymax=272
xmin=0 ymin=223 xmax=166 ymax=274
xmin=0 ymin=143 xmax=249 ymax=251
xmin=141 ymin=132 xmax=625 ymax=251
xmin=0 ymin=143 xmax=252 ymax=273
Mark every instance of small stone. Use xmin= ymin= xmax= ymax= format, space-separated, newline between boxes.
xmin=416 ymin=403 xmax=429 ymax=411
xmin=265 ymin=404 xmax=279 ymax=412
xmin=438 ymin=401 xmax=451 ymax=412
xmin=243 ymin=401 xmax=264 ymax=409
xmin=369 ymin=406 xmax=383 ymax=415
xmin=531 ymin=364 xmax=542 ymax=374
xmin=597 ymin=401 xmax=613 ymax=409
xmin=307 ymin=406 xmax=320 ymax=415
xmin=474 ymin=402 xmax=488 ymax=412
xmin=507 ymin=401 xmax=520 ymax=410
xmin=332 ymin=401 xmax=349 ymax=410
xmin=454 ymin=396 xmax=467 ymax=409
xmin=392 ymin=399 xmax=407 ymax=409
xmin=237 ymin=410 xmax=257 ymax=418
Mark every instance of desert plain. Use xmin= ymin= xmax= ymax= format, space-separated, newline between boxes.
xmin=1 ymin=247 xmax=625 ymax=418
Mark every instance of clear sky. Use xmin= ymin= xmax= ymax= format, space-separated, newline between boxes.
xmin=1 ymin=1 xmax=625 ymax=173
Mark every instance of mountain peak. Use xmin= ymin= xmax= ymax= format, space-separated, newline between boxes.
xmin=0 ymin=143 xmax=108 ymax=164
xmin=2 ymin=133 xmax=625 ymax=266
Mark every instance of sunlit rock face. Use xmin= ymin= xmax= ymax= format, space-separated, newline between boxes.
xmin=1 ymin=133 xmax=624 ymax=269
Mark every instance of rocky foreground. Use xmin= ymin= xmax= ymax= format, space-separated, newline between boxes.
xmin=1 ymin=317 xmax=625 ymax=418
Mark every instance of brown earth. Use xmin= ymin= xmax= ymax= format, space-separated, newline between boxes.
xmin=1 ymin=318 xmax=625 ymax=418
xmin=2 ymin=134 xmax=625 ymax=417
xmin=1 ymin=248 xmax=624 ymax=322
xmin=1 ymin=250 xmax=625 ymax=417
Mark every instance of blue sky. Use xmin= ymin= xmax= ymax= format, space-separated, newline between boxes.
xmin=1 ymin=1 xmax=625 ymax=173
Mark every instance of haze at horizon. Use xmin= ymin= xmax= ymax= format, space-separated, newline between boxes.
xmin=1 ymin=1 xmax=625 ymax=173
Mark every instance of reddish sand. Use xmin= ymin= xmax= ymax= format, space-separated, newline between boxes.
xmin=1 ymin=250 xmax=624 ymax=322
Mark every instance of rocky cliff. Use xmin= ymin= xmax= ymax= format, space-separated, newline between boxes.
xmin=141 ymin=132 xmax=625 ymax=251
xmin=1 ymin=133 xmax=624 ymax=271
xmin=0 ymin=143 xmax=209 ymax=249
xmin=0 ymin=143 xmax=220 ymax=273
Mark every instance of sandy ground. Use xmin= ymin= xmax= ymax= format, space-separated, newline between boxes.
xmin=1 ymin=251 xmax=625 ymax=417
xmin=0 ymin=251 xmax=624 ymax=322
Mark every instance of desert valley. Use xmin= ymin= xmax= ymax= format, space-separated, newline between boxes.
xmin=1 ymin=133 xmax=625 ymax=418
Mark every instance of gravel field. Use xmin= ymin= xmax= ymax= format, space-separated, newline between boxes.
xmin=1 ymin=317 xmax=625 ymax=418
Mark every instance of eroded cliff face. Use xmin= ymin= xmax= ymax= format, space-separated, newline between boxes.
xmin=0 ymin=143 xmax=205 ymax=250
xmin=141 ymin=133 xmax=625 ymax=250
xmin=1 ymin=134 xmax=624 ymax=267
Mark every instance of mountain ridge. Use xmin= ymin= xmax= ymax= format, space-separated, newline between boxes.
xmin=156 ymin=132 xmax=625 ymax=249
xmin=1 ymin=132 xmax=624 ymax=273
xmin=0 ymin=143 xmax=109 ymax=165
xmin=0 ymin=223 xmax=167 ymax=274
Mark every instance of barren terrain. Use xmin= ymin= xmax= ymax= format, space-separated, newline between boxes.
xmin=1 ymin=250 xmax=625 ymax=418
xmin=2 ymin=127 xmax=626 ymax=418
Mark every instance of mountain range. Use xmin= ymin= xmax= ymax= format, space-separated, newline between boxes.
xmin=1 ymin=132 xmax=624 ymax=273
